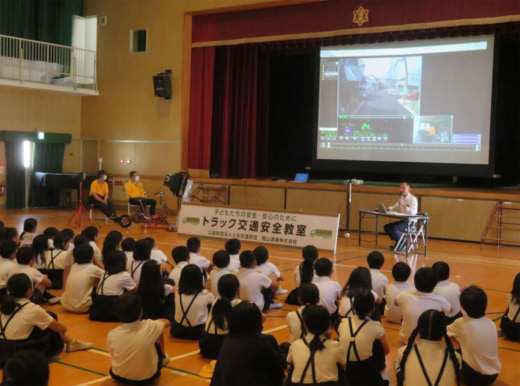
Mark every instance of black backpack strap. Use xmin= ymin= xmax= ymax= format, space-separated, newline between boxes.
xmin=414 ymin=344 xmax=449 ymax=386
xmin=179 ymin=292 xmax=200 ymax=327
xmin=295 ymin=309 xmax=306 ymax=339
xmin=205 ymin=313 xmax=218 ymax=334
xmin=512 ymin=306 xmax=520 ymax=322
xmin=97 ymin=273 xmax=109 ymax=295
xmin=0 ymin=302 xmax=30 ymax=338
xmin=346 ymin=317 xmax=369 ymax=362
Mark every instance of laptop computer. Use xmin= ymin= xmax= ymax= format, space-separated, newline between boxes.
xmin=293 ymin=173 xmax=309 ymax=183
xmin=378 ymin=202 xmax=407 ymax=216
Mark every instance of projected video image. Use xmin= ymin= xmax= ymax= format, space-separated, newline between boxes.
xmin=413 ymin=115 xmax=453 ymax=144
xmin=338 ymin=56 xmax=422 ymax=117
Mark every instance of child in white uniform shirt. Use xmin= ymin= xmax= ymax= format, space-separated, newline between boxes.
xmin=199 ymin=274 xmax=241 ymax=359
xmin=61 ymin=244 xmax=104 ymax=313
xmin=101 ymin=230 xmax=123 ymax=263
xmin=168 ymin=246 xmax=190 ymax=285
xmin=129 ymin=239 xmax=152 ymax=282
xmin=209 ymin=250 xmax=231 ymax=297
xmin=448 ymin=285 xmax=501 ymax=385
xmin=107 ymin=292 xmax=171 ymax=385
xmin=19 ymin=217 xmax=37 ymax=247
xmin=81 ymin=226 xmax=103 ymax=267
xmin=396 ymin=309 xmax=461 ymax=386
xmin=339 ymin=266 xmax=380 ymax=323
xmin=314 ymin=258 xmax=342 ymax=323
xmin=0 ymin=241 xmax=17 ymax=302
xmin=122 ymin=237 xmax=136 ymax=272
xmin=384 ymin=262 xmax=414 ymax=323
xmin=41 ymin=231 xmax=71 ymax=289
xmin=287 ymin=305 xmax=346 ymax=385
xmin=236 ymin=250 xmax=280 ymax=312
xmin=367 ymin=251 xmax=388 ymax=315
xmin=395 ymin=267 xmax=451 ymax=342
xmin=286 ymin=245 xmax=319 ymax=305
xmin=147 ymin=237 xmax=174 ymax=271
xmin=338 ymin=291 xmax=390 ymax=386
xmin=432 ymin=261 xmax=462 ymax=324
xmin=286 ymin=283 xmax=320 ymax=343
xmin=0 ymin=274 xmax=91 ymax=366
xmin=254 ymin=245 xmax=287 ymax=294
xmin=187 ymin=237 xmax=212 ymax=279
xmin=171 ymin=264 xmax=214 ymax=340
xmin=500 ymin=272 xmax=520 ymax=341
xmin=224 ymin=238 xmax=241 ymax=272
xmin=137 ymin=261 xmax=174 ymax=321
xmin=90 ymin=251 xmax=136 ymax=321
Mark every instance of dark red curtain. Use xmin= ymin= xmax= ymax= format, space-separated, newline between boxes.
xmin=188 ymin=46 xmax=215 ymax=171
xmin=211 ymin=45 xmax=262 ymax=178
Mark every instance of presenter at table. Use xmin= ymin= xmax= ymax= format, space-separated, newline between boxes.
xmin=383 ymin=181 xmax=418 ymax=248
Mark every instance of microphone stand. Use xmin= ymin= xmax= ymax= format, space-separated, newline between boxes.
xmin=68 ymin=173 xmax=92 ymax=227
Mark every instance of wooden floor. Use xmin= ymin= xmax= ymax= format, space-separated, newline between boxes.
xmin=1 ymin=208 xmax=519 ymax=385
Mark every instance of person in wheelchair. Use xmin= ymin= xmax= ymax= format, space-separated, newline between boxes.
xmin=126 ymin=171 xmax=157 ymax=216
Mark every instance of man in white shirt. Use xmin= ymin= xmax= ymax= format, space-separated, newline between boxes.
xmin=383 ymin=181 xmax=418 ymax=249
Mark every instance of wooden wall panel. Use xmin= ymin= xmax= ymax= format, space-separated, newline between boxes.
xmin=229 ymin=186 xmax=285 ymax=209
xmin=285 ymin=189 xmax=346 ymax=227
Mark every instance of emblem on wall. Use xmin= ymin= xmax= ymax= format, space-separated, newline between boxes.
xmin=353 ymin=6 xmax=369 ymax=27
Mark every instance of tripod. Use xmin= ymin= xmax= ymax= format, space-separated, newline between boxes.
xmin=68 ymin=175 xmax=92 ymax=228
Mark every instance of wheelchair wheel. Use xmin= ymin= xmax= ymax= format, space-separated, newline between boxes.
xmin=119 ymin=214 xmax=132 ymax=228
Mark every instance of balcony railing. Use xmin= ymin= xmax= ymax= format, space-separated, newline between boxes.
xmin=0 ymin=34 xmax=97 ymax=92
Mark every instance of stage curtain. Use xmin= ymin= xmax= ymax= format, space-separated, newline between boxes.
xmin=29 ymin=143 xmax=65 ymax=208
xmin=211 ymin=45 xmax=261 ymax=178
xmin=188 ymin=47 xmax=215 ymax=173
xmin=5 ymin=141 xmax=26 ymax=209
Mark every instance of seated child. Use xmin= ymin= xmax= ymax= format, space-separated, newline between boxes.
xmin=254 ymin=245 xmax=287 ymax=294
xmin=187 ymin=237 xmax=212 ymax=280
xmin=287 ymin=305 xmax=346 ymax=385
xmin=367 ymin=251 xmax=388 ymax=315
xmin=500 ymin=272 xmax=520 ymax=341
xmin=19 ymin=217 xmax=37 ymax=247
xmin=286 ymin=283 xmax=320 ymax=343
xmin=224 ymin=238 xmax=241 ymax=272
xmin=433 ymin=261 xmax=462 ymax=324
xmin=90 ymin=251 xmax=136 ymax=322
xmin=0 ymin=240 xmax=17 ymax=303
xmin=81 ymin=226 xmax=102 ymax=267
xmin=107 ymin=292 xmax=171 ymax=385
xmin=338 ymin=290 xmax=390 ymax=386
xmin=236 ymin=250 xmax=280 ymax=311
xmin=129 ymin=239 xmax=152 ymax=282
xmin=31 ymin=234 xmax=49 ymax=269
xmin=0 ymin=274 xmax=92 ymax=367
xmin=102 ymin=230 xmax=123 ymax=262
xmin=61 ymin=228 xmax=75 ymax=251
xmin=199 ymin=274 xmax=240 ymax=359
xmin=171 ymin=264 xmax=214 ymax=340
xmin=40 ymin=231 xmax=71 ymax=289
xmin=168 ymin=246 xmax=190 ymax=285
xmin=122 ymin=237 xmax=136 ymax=270
xmin=61 ymin=244 xmax=104 ymax=313
xmin=209 ymin=250 xmax=231 ymax=297
xmin=61 ymin=234 xmax=88 ymax=292
xmin=395 ymin=267 xmax=451 ymax=341
xmin=384 ymin=262 xmax=414 ymax=324
xmin=313 ymin=257 xmax=342 ymax=322
xmin=396 ymin=310 xmax=461 ymax=386
xmin=211 ymin=301 xmax=285 ymax=386
xmin=137 ymin=261 xmax=175 ymax=321
xmin=286 ymin=245 xmax=318 ymax=305
xmin=43 ymin=227 xmax=59 ymax=250
xmin=339 ymin=266 xmax=380 ymax=322
xmin=448 ymin=285 xmax=501 ymax=385
xmin=147 ymin=237 xmax=173 ymax=271
xmin=8 ymin=247 xmax=57 ymax=305
xmin=2 ymin=351 xmax=49 ymax=385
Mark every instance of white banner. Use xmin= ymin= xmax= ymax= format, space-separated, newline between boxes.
xmin=178 ymin=203 xmax=340 ymax=252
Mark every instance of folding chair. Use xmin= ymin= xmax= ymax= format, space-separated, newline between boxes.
xmin=394 ymin=213 xmax=428 ymax=255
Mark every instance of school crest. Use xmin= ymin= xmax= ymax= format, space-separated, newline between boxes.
xmin=353 ymin=6 xmax=369 ymax=27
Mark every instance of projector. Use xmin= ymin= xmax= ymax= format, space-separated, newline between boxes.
xmin=344 ymin=179 xmax=364 ymax=185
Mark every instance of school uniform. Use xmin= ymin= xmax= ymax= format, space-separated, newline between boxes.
xmin=140 ymin=283 xmax=174 ymax=321
xmin=434 ymin=280 xmax=462 ymax=321
xmin=124 ymin=251 xmax=134 ymax=270
xmin=286 ymin=306 xmax=307 ymax=343
xmin=89 ymin=241 xmax=102 ymax=262
xmin=286 ymin=264 xmax=318 ymax=305
xmin=314 ymin=276 xmax=342 ymax=315
xmin=107 ymin=319 xmax=166 ymax=384
xmin=171 ymin=290 xmax=214 ymax=340
xmin=168 ymin=261 xmax=188 ymax=285
xmin=199 ymin=298 xmax=241 ymax=359
xmin=447 ymin=316 xmax=501 ymax=384
xmin=209 ymin=267 xmax=230 ymax=297
xmin=0 ymin=258 xmax=15 ymax=296
xmin=396 ymin=339 xmax=461 ymax=386
xmin=150 ymin=249 xmax=168 ymax=265
xmin=338 ymin=290 xmax=379 ymax=318
xmin=0 ymin=298 xmax=64 ymax=366
xmin=293 ymin=264 xmax=318 ymax=287
xmin=40 ymin=248 xmax=69 ymax=289
xmin=129 ymin=260 xmax=147 ymax=282
xmin=211 ymin=333 xmax=285 ymax=386
xmin=61 ymin=263 xmax=105 ymax=313
xmin=189 ymin=252 xmax=211 ymax=271
xmin=369 ymin=269 xmax=388 ymax=301
xmin=338 ymin=315 xmax=386 ymax=385
xmin=236 ymin=268 xmax=272 ymax=311
xmin=287 ymin=333 xmax=345 ymax=384
xmin=257 ymin=261 xmax=281 ymax=278
xmin=228 ymin=254 xmax=240 ymax=272
xmin=397 ymin=290 xmax=451 ymax=340
xmin=384 ymin=281 xmax=414 ymax=323
xmin=90 ymin=272 xmax=135 ymax=322
xmin=8 ymin=264 xmax=44 ymax=287
xmin=97 ymin=271 xmax=136 ymax=296
xmin=19 ymin=232 xmax=35 ymax=247
xmin=500 ymin=293 xmax=520 ymax=341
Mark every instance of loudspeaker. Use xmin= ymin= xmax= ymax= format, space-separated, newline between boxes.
xmin=153 ymin=69 xmax=172 ymax=100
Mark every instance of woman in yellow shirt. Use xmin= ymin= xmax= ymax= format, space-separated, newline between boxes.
xmin=89 ymin=170 xmax=117 ymax=218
